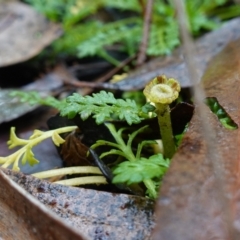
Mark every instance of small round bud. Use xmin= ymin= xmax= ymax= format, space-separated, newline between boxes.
xmin=143 ymin=75 xmax=181 ymax=104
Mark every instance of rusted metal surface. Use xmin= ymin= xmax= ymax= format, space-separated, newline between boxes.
xmin=2 ymin=168 xmax=155 ymax=240
xmin=0 ymin=170 xmax=87 ymax=240
xmin=153 ymin=39 xmax=240 ymax=239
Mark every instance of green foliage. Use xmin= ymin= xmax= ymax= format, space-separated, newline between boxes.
xmin=113 ymin=154 xmax=170 ymax=185
xmin=24 ymin=0 xmax=66 ymax=22
xmin=104 ymin=0 xmax=141 ymax=11
xmin=147 ymin=0 xmax=179 ymax=55
xmin=185 ymin=0 xmax=240 ymax=35
xmin=185 ymin=0 xmax=223 ymax=34
xmin=60 ymin=91 xmax=152 ymax=125
xmin=212 ymin=5 xmax=240 ymax=20
xmin=91 ymin=123 xmax=167 ymax=198
xmin=9 ymin=90 xmax=154 ymax=125
xmin=76 ymin=18 xmax=142 ymax=58
xmin=54 ymin=17 xmax=141 ymax=64
xmin=91 ymin=124 xmax=152 ymax=161
xmin=10 ymin=90 xmax=64 ymax=110
xmin=147 ymin=18 xmax=179 ymax=55
xmin=25 ymin=0 xmax=240 ymax=63
xmin=205 ymin=97 xmax=238 ymax=130
xmin=122 ymin=90 xmax=146 ymax=107
xmin=53 ymin=21 xmax=101 ymax=55
xmin=24 ymin=0 xmax=106 ymax=27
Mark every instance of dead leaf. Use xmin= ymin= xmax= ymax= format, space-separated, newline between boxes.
xmin=152 ymin=39 xmax=240 ymax=239
xmin=0 ymin=169 xmax=87 ymax=240
xmin=60 ymin=130 xmax=93 ymax=167
xmin=0 ymin=2 xmax=62 ymax=67
xmin=1 ymin=168 xmax=155 ymax=240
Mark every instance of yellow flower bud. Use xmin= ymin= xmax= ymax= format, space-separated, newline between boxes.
xmin=143 ymin=75 xmax=180 ymax=105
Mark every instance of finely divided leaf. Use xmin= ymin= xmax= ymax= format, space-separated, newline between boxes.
xmin=60 ymin=91 xmax=150 ymax=125
xmin=77 ymin=18 xmax=141 ymax=58
xmin=112 ymin=154 xmax=170 ymax=185
xmin=10 ymin=91 xmax=64 ymax=110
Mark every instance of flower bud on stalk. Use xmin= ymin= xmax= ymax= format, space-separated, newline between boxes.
xmin=143 ymin=75 xmax=181 ymax=158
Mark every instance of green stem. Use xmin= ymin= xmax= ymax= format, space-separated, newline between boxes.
xmin=143 ymin=179 xmax=157 ymax=199
xmin=105 ymin=123 xmax=157 ymax=198
xmin=98 ymin=49 xmax=120 ymax=66
xmin=155 ymin=103 xmax=175 ymax=159
xmin=106 ymin=124 xmax=136 ymax=161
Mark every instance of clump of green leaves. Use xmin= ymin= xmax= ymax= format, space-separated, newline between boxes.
xmin=91 ymin=124 xmax=170 ymax=198
xmin=113 ymin=154 xmax=169 ymax=186
xmin=24 ymin=0 xmax=240 ymax=63
xmin=185 ymin=0 xmax=240 ymax=35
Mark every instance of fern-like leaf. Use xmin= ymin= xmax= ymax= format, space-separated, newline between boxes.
xmin=77 ymin=17 xmax=142 ymax=58
xmin=112 ymin=154 xmax=170 ymax=185
xmin=60 ymin=91 xmax=149 ymax=125
xmin=147 ymin=20 xmax=179 ymax=56
xmin=10 ymin=91 xmax=64 ymax=110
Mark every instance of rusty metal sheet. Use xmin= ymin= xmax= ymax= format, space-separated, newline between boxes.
xmin=152 ymin=39 xmax=240 ymax=239
xmin=2 ymin=168 xmax=155 ymax=240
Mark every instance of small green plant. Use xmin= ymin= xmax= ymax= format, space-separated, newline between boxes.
xmin=91 ymin=123 xmax=170 ymax=199
xmin=0 ymin=126 xmax=77 ymax=171
xmin=3 ymin=76 xmax=182 ymax=198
